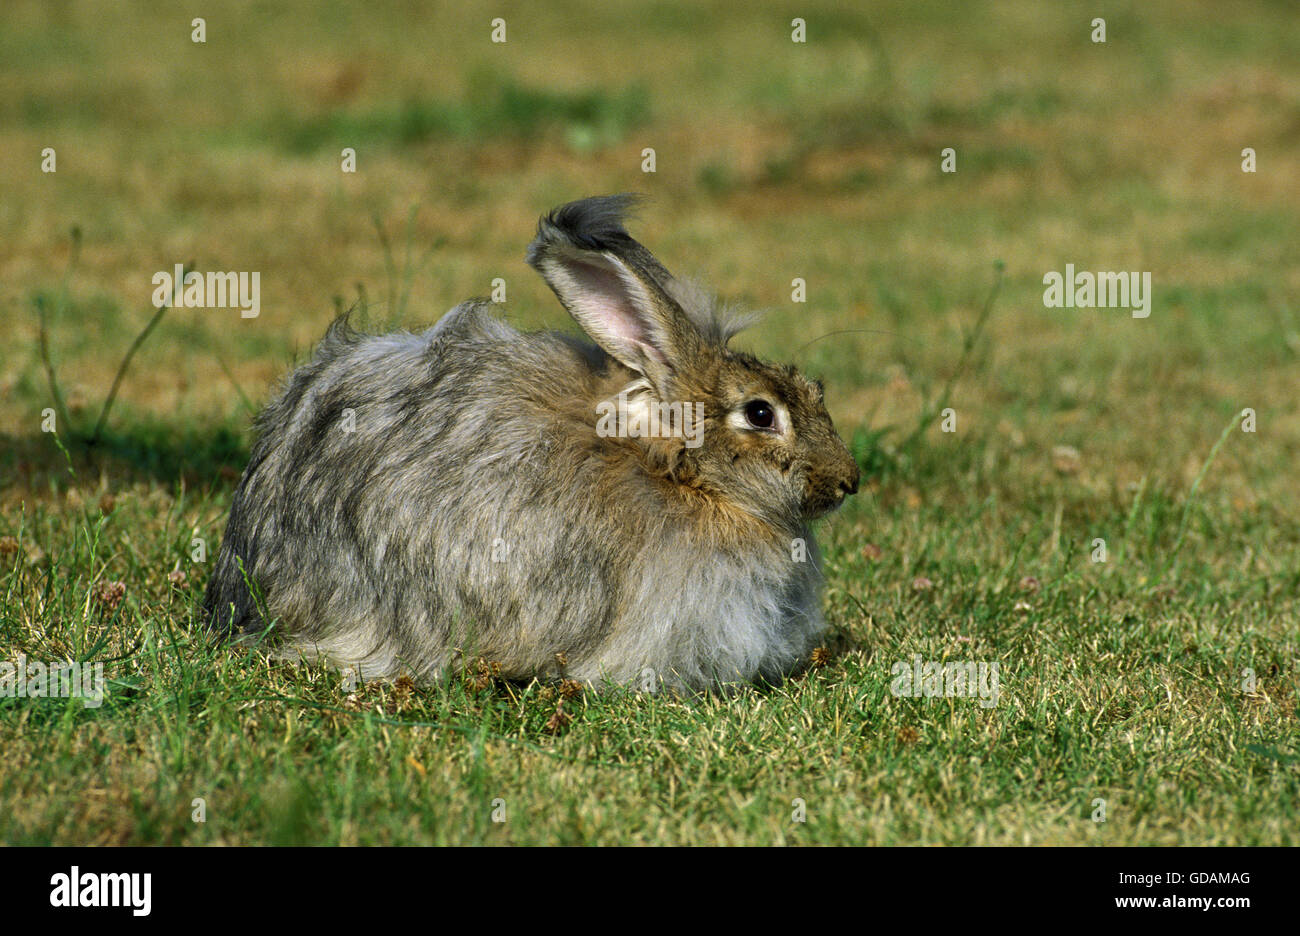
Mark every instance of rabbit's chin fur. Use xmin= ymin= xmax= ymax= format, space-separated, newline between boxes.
xmin=207 ymin=302 xmax=828 ymax=693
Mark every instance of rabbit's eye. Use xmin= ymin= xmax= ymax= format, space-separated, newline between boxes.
xmin=744 ymin=400 xmax=776 ymax=429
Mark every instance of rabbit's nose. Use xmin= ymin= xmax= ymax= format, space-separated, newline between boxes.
xmin=840 ymin=461 xmax=860 ymax=497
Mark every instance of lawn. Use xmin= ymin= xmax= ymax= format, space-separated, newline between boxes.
xmin=1 ymin=0 xmax=1297 ymax=845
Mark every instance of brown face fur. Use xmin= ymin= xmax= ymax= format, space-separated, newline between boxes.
xmin=529 ymin=194 xmax=858 ymax=535
xmin=670 ymin=347 xmax=860 ymax=529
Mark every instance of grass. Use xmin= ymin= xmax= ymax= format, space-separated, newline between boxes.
xmin=268 ymin=70 xmax=651 ymax=155
xmin=1 ymin=0 xmax=1297 ymax=845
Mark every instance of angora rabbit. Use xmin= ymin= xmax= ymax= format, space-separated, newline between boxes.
xmin=204 ymin=195 xmax=859 ymax=690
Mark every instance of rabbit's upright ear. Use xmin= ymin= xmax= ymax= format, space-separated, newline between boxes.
xmin=526 ymin=195 xmax=700 ymax=391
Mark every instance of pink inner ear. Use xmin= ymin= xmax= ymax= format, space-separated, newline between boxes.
xmin=566 ymin=257 xmax=667 ymax=364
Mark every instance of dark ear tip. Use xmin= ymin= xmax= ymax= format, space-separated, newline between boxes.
xmin=528 ymin=194 xmax=646 ymax=262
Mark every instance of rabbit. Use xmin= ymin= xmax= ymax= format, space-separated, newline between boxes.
xmin=203 ymin=194 xmax=859 ymax=691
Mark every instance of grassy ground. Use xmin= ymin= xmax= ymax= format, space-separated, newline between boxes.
xmin=1 ymin=0 xmax=1297 ymax=844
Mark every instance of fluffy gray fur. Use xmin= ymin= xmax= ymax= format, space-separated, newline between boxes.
xmin=203 ymin=195 xmax=859 ymax=691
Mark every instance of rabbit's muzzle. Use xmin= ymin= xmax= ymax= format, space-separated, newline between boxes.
xmin=803 ymin=448 xmax=861 ymax=517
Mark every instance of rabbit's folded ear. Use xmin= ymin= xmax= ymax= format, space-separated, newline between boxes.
xmin=526 ymin=195 xmax=700 ymax=390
